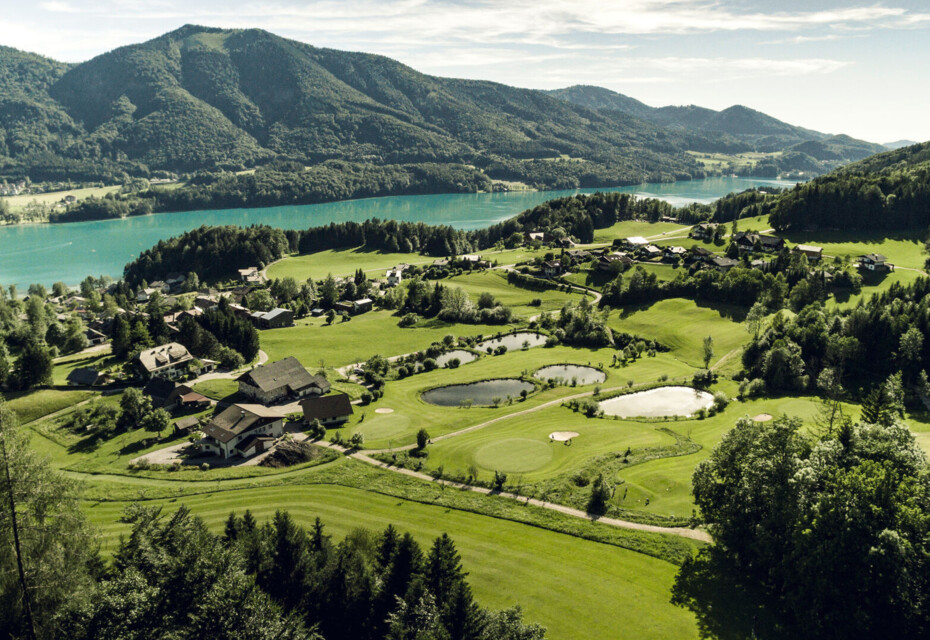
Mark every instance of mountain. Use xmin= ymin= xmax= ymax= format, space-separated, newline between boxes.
xmin=549 ymin=85 xmax=884 ymax=169
xmin=884 ymin=139 xmax=920 ymax=150
xmin=0 ymin=25 xmax=719 ymax=187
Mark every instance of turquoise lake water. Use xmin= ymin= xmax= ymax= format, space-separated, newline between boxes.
xmin=0 ymin=176 xmax=791 ymax=289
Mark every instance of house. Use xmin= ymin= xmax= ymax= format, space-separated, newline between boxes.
xmin=238 ymin=267 xmax=263 ymax=283
xmin=173 ymin=416 xmax=201 ymax=435
xmin=236 ymin=357 xmax=330 ymax=404
xmin=663 ymin=246 xmax=688 ymax=261
xmin=542 ymin=260 xmax=562 ymax=277
xmin=385 ymin=267 xmax=404 ymax=287
xmin=526 ymin=231 xmax=546 ymax=243
xmin=143 ymin=378 xmax=209 ymax=411
xmin=686 ymin=246 xmax=715 ymax=263
xmin=352 ymin=298 xmax=373 ymax=314
xmin=83 ymin=327 xmax=108 ymax=345
xmin=733 ymin=232 xmax=785 ymax=254
xmin=555 ymin=237 xmax=576 ymax=249
xmin=66 ymin=367 xmax=109 ymax=387
xmin=310 ymin=308 xmax=325 ymax=317
xmin=640 ymin=244 xmax=662 ymax=259
xmin=300 ymin=393 xmax=354 ymax=426
xmin=859 ymin=253 xmax=894 ymax=272
xmin=432 ymin=258 xmax=450 ymax=268
xmin=134 ymin=343 xmax=194 ymax=380
xmin=793 ymin=244 xmax=824 ymax=262
xmin=460 ymin=255 xmax=491 ymax=269
xmin=135 ymin=287 xmax=159 ymax=303
xmin=709 ymin=256 xmax=740 ymax=273
xmin=194 ymin=295 xmax=219 ymax=310
xmin=597 ymin=253 xmax=633 ymax=273
xmin=690 ymin=223 xmax=718 ymax=240
xmin=251 ymin=307 xmax=295 ymax=329
xmin=625 ymin=236 xmax=649 ymax=249
xmin=563 ymin=249 xmax=591 ymax=265
xmin=165 ymin=272 xmax=186 ymax=289
xmin=333 ymin=301 xmax=354 ymax=315
xmin=198 ymin=404 xmax=284 ymax=459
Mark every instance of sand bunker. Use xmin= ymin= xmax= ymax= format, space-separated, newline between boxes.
xmin=375 ymin=408 xmax=394 ymax=414
xmin=549 ymin=431 xmax=579 ymax=442
xmin=753 ymin=413 xmax=773 ymax=422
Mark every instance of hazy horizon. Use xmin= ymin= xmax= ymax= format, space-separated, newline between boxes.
xmin=4 ymin=0 xmax=929 ymax=144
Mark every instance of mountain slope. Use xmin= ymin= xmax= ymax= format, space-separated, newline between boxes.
xmin=550 ymin=84 xmax=883 ymax=166
xmin=1 ymin=25 xmax=715 ymax=185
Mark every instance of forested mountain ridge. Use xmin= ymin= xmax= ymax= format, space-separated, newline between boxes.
xmin=1 ymin=24 xmax=719 ymax=187
xmin=549 ymin=85 xmax=886 ymax=165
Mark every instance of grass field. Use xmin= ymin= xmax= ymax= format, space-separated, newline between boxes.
xmin=5 ymin=388 xmax=95 ymax=424
xmin=82 ymin=482 xmax=699 ymax=640
xmin=610 ymin=298 xmax=749 ymax=370
xmin=259 ymin=310 xmax=520 ymax=369
xmin=1 ymin=185 xmax=122 ymax=211
xmin=775 ymin=229 xmax=926 ymax=269
xmin=592 ymin=220 xmax=686 ymax=244
xmin=442 ymin=270 xmax=587 ymax=316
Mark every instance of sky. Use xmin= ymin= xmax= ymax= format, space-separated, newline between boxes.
xmin=2 ymin=0 xmax=929 ymax=144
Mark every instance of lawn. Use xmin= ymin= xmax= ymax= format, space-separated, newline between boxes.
xmin=52 ymin=349 xmax=113 ymax=385
xmin=82 ymin=483 xmax=699 ymax=640
xmin=774 ymin=228 xmax=926 ymax=269
xmin=441 ymin=270 xmax=587 ymax=316
xmin=2 ymin=185 xmax=121 ymax=211
xmin=593 ymin=220 xmax=687 ymax=244
xmin=610 ymin=298 xmax=750 ymax=369
xmin=4 ymin=388 xmax=95 ymax=424
xmin=259 ymin=310 xmax=518 ymax=369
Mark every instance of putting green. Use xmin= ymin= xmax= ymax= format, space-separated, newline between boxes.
xmin=475 ymin=438 xmax=553 ymax=473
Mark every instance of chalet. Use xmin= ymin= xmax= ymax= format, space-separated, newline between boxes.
xmin=542 ymin=260 xmax=562 ymax=277
xmin=300 ymin=393 xmax=354 ymax=426
xmin=83 ymin=327 xmax=108 ymax=346
xmin=563 ymin=249 xmax=592 ymax=264
xmin=173 ymin=416 xmax=201 ymax=435
xmin=793 ymin=244 xmax=824 ymax=262
xmin=750 ymin=259 xmax=772 ymax=271
xmin=385 ymin=267 xmax=404 ymax=287
xmin=135 ymin=287 xmax=159 ymax=303
xmin=228 ymin=303 xmax=251 ymax=319
xmin=709 ymin=256 xmax=740 ymax=273
xmin=199 ymin=404 xmax=284 ymax=459
xmin=66 ymin=367 xmax=109 ymax=387
xmin=143 ymin=378 xmax=209 ymax=412
xmin=237 ymin=356 xmax=330 ymax=404
xmin=165 ymin=273 xmax=186 ymax=289
xmin=663 ymin=246 xmax=688 ymax=261
xmin=859 ymin=253 xmax=894 ymax=272
xmin=640 ymin=245 xmax=662 ymax=259
xmin=597 ymin=253 xmax=633 ymax=273
xmin=733 ymin=232 xmax=785 ymax=254
xmin=310 ymin=308 xmax=325 ymax=317
xmin=134 ymin=343 xmax=194 ymax=380
xmin=251 ymin=308 xmax=294 ymax=329
xmin=555 ymin=237 xmax=576 ymax=249
xmin=194 ymin=295 xmax=219 ymax=310
xmin=432 ymin=258 xmax=450 ymax=268
xmin=624 ymin=236 xmax=649 ymax=249
xmin=690 ymin=223 xmax=718 ymax=240
xmin=686 ymin=246 xmax=714 ymax=263
xmin=333 ymin=301 xmax=354 ymax=315
xmin=526 ymin=231 xmax=546 ymax=243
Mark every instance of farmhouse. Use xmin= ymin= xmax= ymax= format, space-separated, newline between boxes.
xmin=199 ymin=404 xmax=284 ymax=459
xmin=624 ymin=236 xmax=649 ymax=249
xmin=709 ymin=256 xmax=740 ymax=273
xmin=859 ymin=253 xmax=894 ymax=272
xmin=385 ymin=267 xmax=404 ymax=287
xmin=237 ymin=356 xmax=330 ymax=404
xmin=526 ymin=231 xmax=546 ymax=242
xmin=251 ymin=307 xmax=294 ymax=329
xmin=663 ymin=246 xmax=687 ymax=261
xmin=460 ymin=254 xmax=491 ymax=269
xmin=793 ymin=244 xmax=824 ymax=262
xmin=238 ymin=267 xmax=264 ymax=283
xmin=134 ymin=343 xmax=194 ymax=380
xmin=597 ymin=253 xmax=633 ymax=272
xmin=353 ymin=298 xmax=374 ymax=314
xmin=66 ymin=367 xmax=109 ymax=387
xmin=733 ymin=231 xmax=785 ymax=254
xmin=542 ymin=260 xmax=562 ymax=277
xmin=83 ymin=327 xmax=108 ymax=345
xmin=143 ymin=378 xmax=209 ymax=412
xmin=690 ymin=223 xmax=718 ymax=239
xmin=640 ymin=244 xmax=662 ymax=259
xmin=300 ymin=393 xmax=354 ymax=426
xmin=173 ymin=415 xmax=200 ymax=435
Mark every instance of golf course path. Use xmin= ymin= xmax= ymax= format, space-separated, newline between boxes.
xmin=348 ymin=448 xmax=712 ymax=543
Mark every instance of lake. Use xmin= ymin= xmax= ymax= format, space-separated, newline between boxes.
xmin=0 ymin=176 xmax=791 ymax=289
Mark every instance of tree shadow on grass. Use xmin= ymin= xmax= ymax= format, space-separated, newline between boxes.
xmin=671 ymin=548 xmax=792 ymax=640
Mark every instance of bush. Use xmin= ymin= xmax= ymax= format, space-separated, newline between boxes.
xmin=200 ymin=463 xmax=210 ymax=472
xmin=260 ymin=439 xmax=323 ymax=468
xmin=422 ymin=358 xmax=438 ymax=371
xmin=398 ymin=313 xmax=419 ymax=327
xmin=416 ymin=428 xmax=430 ymax=451
xmin=692 ymin=369 xmax=717 ymax=388
xmin=713 ymin=391 xmax=729 ymax=412
xmin=493 ymin=470 xmax=507 ymax=491
xmin=348 ymin=432 xmax=364 ymax=449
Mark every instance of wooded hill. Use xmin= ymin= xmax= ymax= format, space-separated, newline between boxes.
xmin=549 ymin=85 xmax=887 ymax=175
xmin=0 ymin=25 xmax=879 ymax=190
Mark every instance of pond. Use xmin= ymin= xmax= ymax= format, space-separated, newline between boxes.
xmin=535 ymin=364 xmax=606 ymax=385
xmin=421 ymin=379 xmax=536 ymax=406
xmin=476 ymin=332 xmax=547 ymax=352
xmin=598 ymin=386 xmax=714 ymax=418
xmin=435 ymin=349 xmax=479 ymax=367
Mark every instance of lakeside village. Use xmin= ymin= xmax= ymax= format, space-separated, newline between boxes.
xmin=20 ymin=223 xmax=890 ymax=468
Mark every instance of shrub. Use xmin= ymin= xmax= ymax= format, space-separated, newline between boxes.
xmin=713 ymin=391 xmax=729 ymax=411
xmin=361 ymin=391 xmax=373 ymax=404
xmin=416 ymin=428 xmax=430 ymax=451
xmin=398 ymin=313 xmax=419 ymax=327
xmin=348 ymin=432 xmax=364 ymax=449
xmin=200 ymin=463 xmax=210 ymax=472
xmin=422 ymin=358 xmax=438 ymax=371
xmin=260 ymin=439 xmax=322 ymax=468
xmin=493 ymin=470 xmax=507 ymax=491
